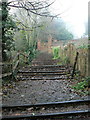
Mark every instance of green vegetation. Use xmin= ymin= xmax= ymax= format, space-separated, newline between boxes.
xmin=73 ymin=81 xmax=87 ymax=90
xmin=60 ymin=56 xmax=70 ymax=65
xmin=52 ymin=47 xmax=70 ymax=65
xmin=1 ymin=1 xmax=39 ymax=64
xmin=77 ymin=45 xmax=89 ymax=49
xmin=2 ymin=1 xmax=74 ymax=63
xmin=57 ymin=56 xmax=70 ymax=65
xmin=2 ymin=2 xmax=16 ymax=61
xmin=37 ymin=18 xmax=74 ymax=43
xmin=72 ymin=76 xmax=90 ymax=94
xmin=1 ymin=1 xmax=74 ymax=82
xmin=52 ymin=47 xmax=60 ymax=59
xmin=52 ymin=20 xmax=73 ymax=41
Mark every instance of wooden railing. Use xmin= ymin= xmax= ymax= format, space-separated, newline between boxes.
xmin=13 ymin=53 xmax=19 ymax=72
xmin=1 ymin=52 xmax=29 ymax=79
xmin=12 ymin=52 xmax=28 ymax=79
xmin=0 ymin=62 xmax=12 ymax=78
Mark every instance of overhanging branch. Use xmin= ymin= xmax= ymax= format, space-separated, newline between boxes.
xmin=6 ymin=0 xmax=59 ymax=18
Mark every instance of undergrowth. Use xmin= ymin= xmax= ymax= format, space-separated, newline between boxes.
xmin=58 ymin=56 xmax=70 ymax=65
xmin=52 ymin=46 xmax=70 ymax=65
xmin=72 ymin=76 xmax=90 ymax=95
xmin=52 ymin=47 xmax=60 ymax=59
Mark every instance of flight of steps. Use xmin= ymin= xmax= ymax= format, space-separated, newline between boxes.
xmin=17 ymin=52 xmax=72 ymax=81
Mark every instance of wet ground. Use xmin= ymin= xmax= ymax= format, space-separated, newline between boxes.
xmin=2 ymin=52 xmax=89 ymax=105
xmin=2 ymin=80 xmax=88 ymax=105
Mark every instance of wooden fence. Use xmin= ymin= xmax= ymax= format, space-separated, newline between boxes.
xmin=59 ymin=43 xmax=88 ymax=77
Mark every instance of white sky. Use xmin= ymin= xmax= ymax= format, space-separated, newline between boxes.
xmin=51 ymin=0 xmax=89 ymax=38
xmin=8 ymin=0 xmax=89 ymax=38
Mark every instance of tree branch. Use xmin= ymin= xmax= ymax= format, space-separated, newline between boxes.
xmin=16 ymin=24 xmax=43 ymax=31
xmin=7 ymin=0 xmax=58 ymax=18
xmin=8 ymin=1 xmax=55 ymax=11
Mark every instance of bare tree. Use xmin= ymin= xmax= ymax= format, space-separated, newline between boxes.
xmin=7 ymin=0 xmax=60 ymax=17
xmin=2 ymin=0 xmax=61 ymax=32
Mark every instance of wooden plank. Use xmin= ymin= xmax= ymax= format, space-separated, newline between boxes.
xmin=13 ymin=60 xmax=19 ymax=72
xmin=0 ymin=63 xmax=12 ymax=66
xmin=0 ymin=72 xmax=12 ymax=78
xmin=13 ymin=53 xmax=19 ymax=63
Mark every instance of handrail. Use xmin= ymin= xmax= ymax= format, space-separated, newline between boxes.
xmin=0 ymin=62 xmax=12 ymax=65
xmin=1 ymin=62 xmax=12 ymax=79
xmin=13 ymin=60 xmax=19 ymax=73
xmin=19 ymin=53 xmax=28 ymax=64
xmin=12 ymin=52 xmax=29 ymax=79
xmin=20 ymin=53 xmax=28 ymax=58
xmin=13 ymin=53 xmax=19 ymax=63
xmin=2 ymin=52 xmax=29 ymax=79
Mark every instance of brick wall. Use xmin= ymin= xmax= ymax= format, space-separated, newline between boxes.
xmin=37 ymin=35 xmax=52 ymax=53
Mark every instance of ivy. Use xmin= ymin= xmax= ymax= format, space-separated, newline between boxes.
xmin=2 ymin=2 xmax=16 ymax=61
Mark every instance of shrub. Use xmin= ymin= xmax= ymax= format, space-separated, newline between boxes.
xmin=52 ymin=47 xmax=60 ymax=59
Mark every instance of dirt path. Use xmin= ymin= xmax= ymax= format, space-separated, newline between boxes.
xmin=2 ymin=52 xmax=88 ymax=105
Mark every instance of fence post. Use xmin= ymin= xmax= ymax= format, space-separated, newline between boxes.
xmin=71 ymin=52 xmax=79 ymax=79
